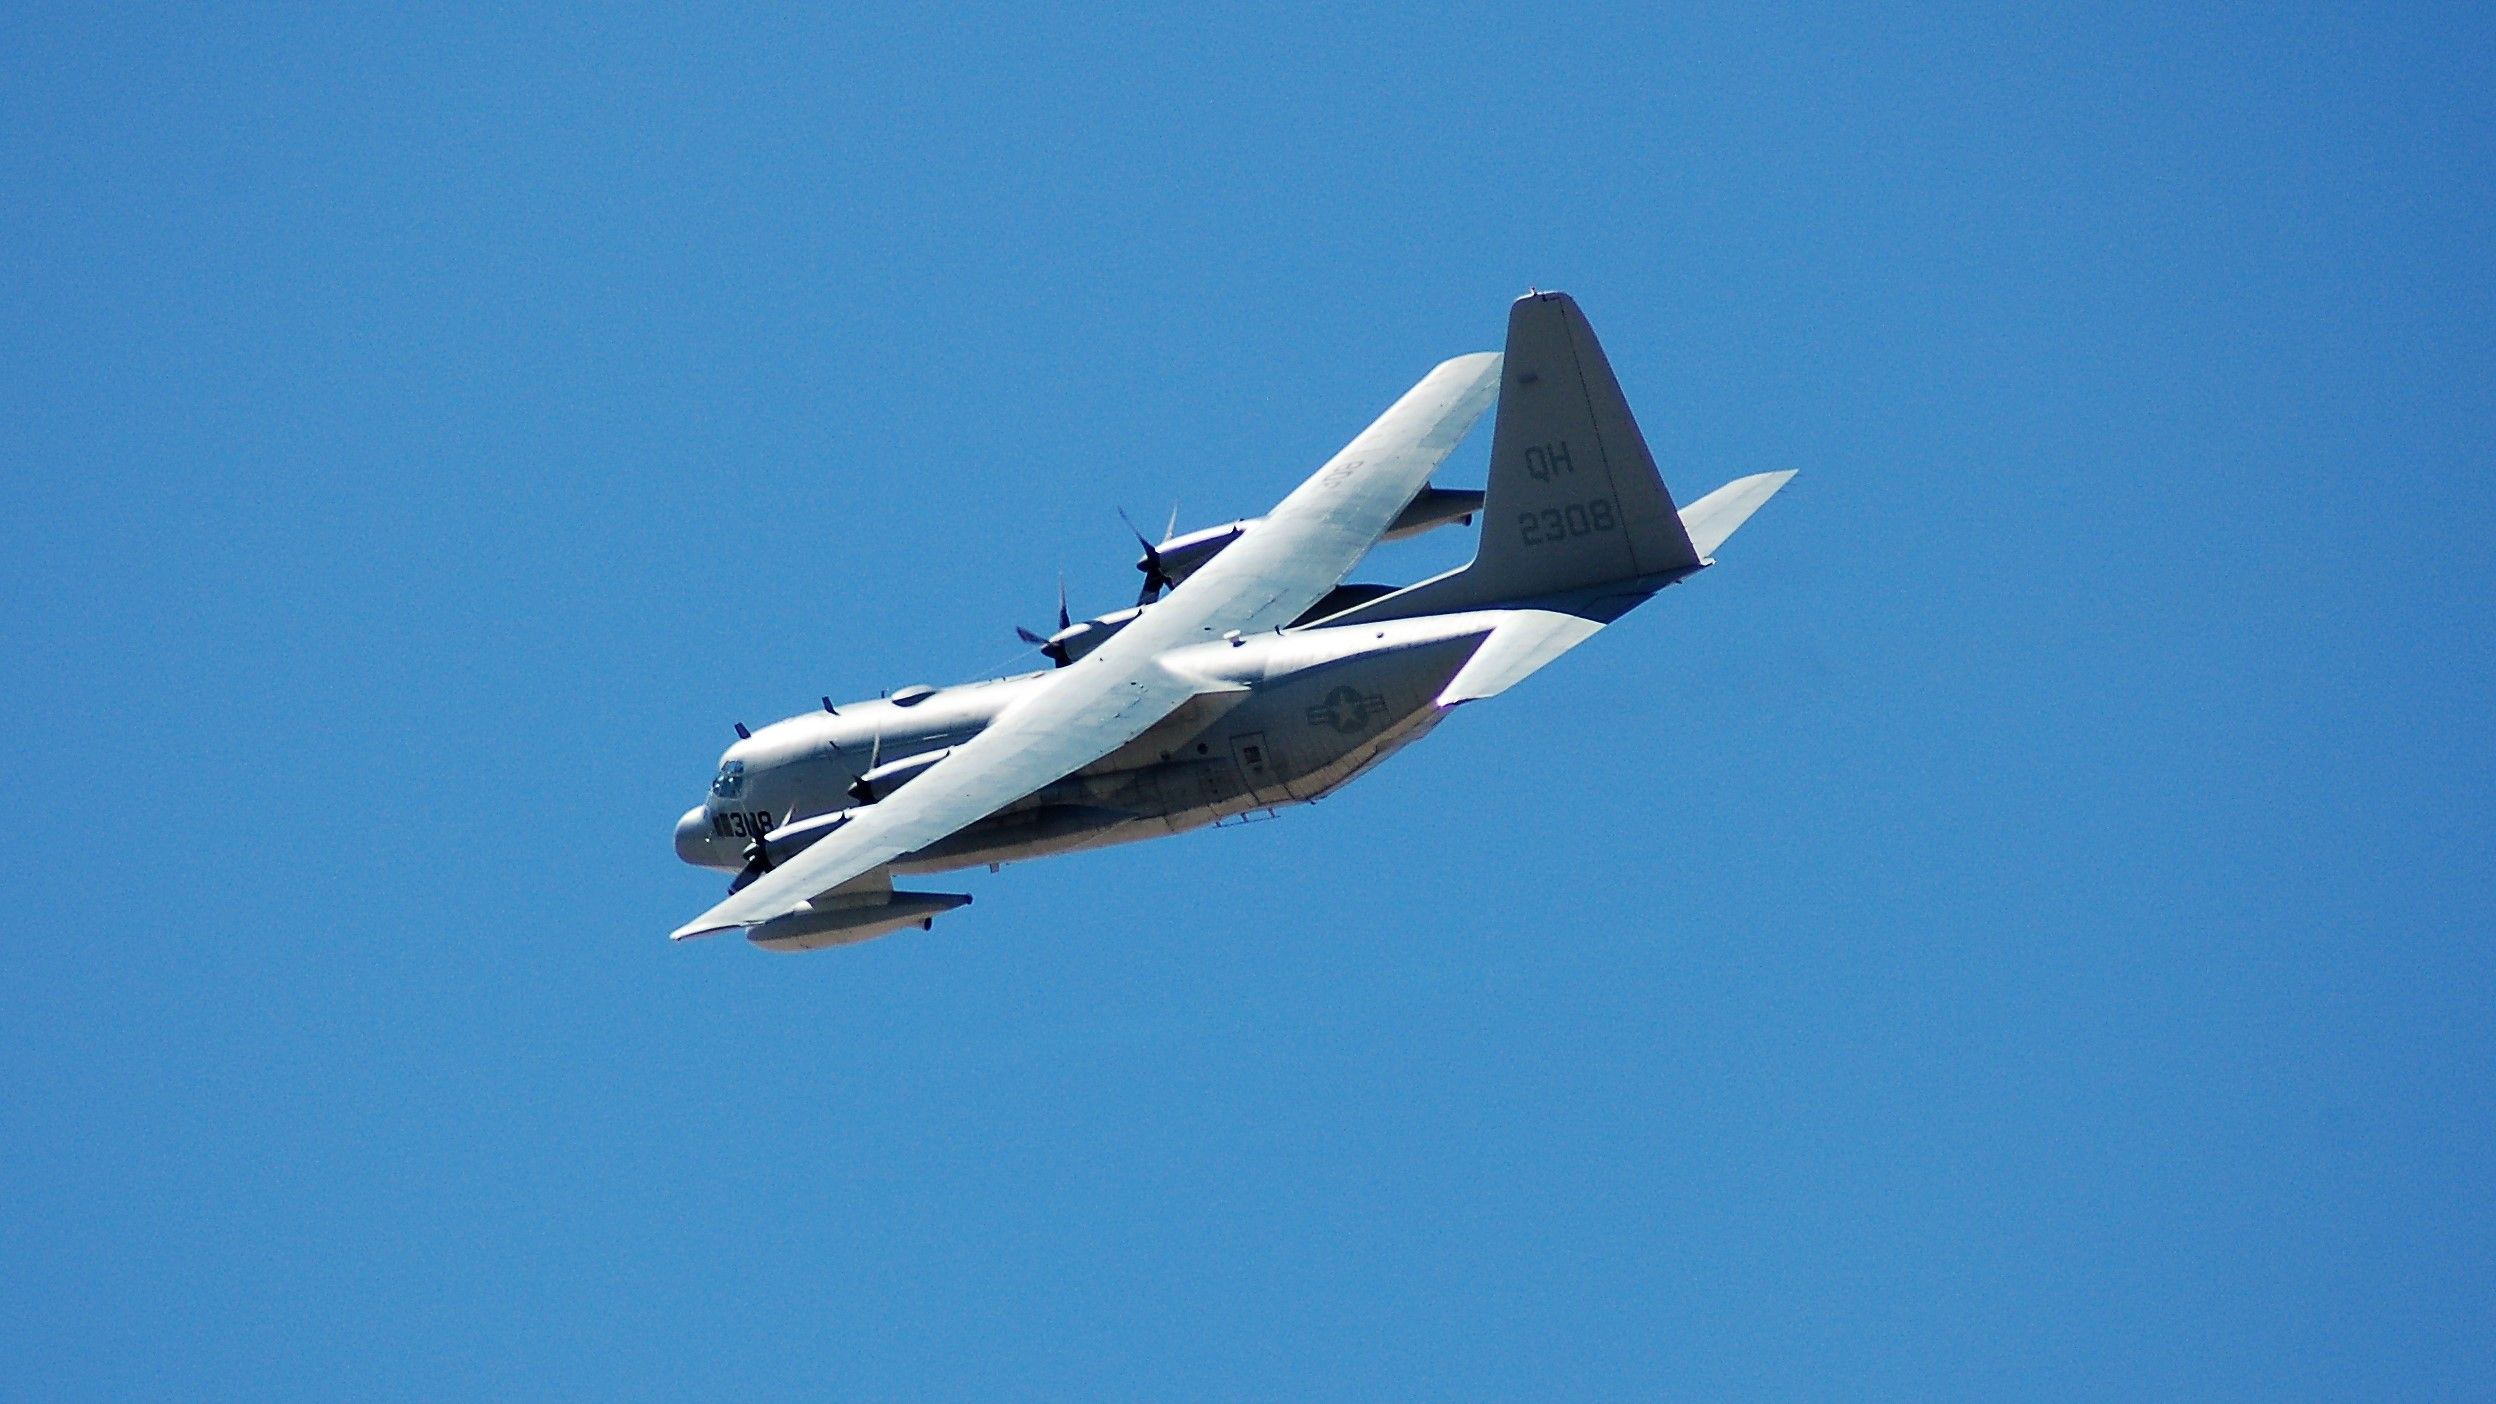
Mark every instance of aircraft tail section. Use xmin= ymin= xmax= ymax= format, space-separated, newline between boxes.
xmin=1305 ymin=292 xmax=1798 ymax=631
xmin=1468 ymin=291 xmax=1700 ymax=596
xmin=1678 ymin=469 xmax=1798 ymax=558
xmin=1318 ymin=293 xmax=1701 ymax=627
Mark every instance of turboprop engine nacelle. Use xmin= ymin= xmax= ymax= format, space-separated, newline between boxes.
xmin=1146 ymin=485 xmax=1485 ymax=589
xmin=849 ymin=746 xmax=954 ymax=804
xmin=737 ymin=807 xmax=854 ymax=881
xmin=1038 ymin=606 xmax=1143 ymax=665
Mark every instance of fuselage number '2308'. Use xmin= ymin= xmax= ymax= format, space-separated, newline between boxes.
xmin=1519 ymin=498 xmax=1617 ymax=546
xmin=1517 ymin=439 xmax=1621 ymax=547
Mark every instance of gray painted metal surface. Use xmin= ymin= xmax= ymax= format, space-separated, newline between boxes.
xmin=669 ymin=292 xmax=1797 ymax=949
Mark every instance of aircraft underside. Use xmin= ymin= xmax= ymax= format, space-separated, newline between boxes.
xmin=876 ymin=629 xmax=1486 ymax=873
xmin=893 ymin=670 xmax=1466 ymax=873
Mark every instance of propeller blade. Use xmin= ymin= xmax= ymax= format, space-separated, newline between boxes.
xmin=1017 ymin=623 xmax=1071 ymax=666
xmin=729 ymin=819 xmax=776 ymax=891
xmin=1120 ymin=507 xmax=1170 ymax=604
xmin=1016 ymin=574 xmax=1075 ymax=666
xmin=849 ymin=727 xmax=887 ymax=804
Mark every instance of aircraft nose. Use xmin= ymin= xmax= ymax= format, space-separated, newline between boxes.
xmin=675 ymin=805 xmax=712 ymax=864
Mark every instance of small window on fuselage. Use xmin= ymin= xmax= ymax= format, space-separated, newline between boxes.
xmin=711 ymin=761 xmax=746 ymax=799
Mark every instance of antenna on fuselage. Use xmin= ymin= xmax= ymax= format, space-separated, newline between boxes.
xmin=821 ymin=697 xmax=838 ymax=714
xmin=733 ymin=722 xmax=750 ymax=739
xmin=846 ymin=724 xmax=887 ymax=805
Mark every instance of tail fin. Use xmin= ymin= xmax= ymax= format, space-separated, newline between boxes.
xmin=1323 ymin=293 xmax=1698 ymax=625
xmin=1467 ymin=291 xmax=1700 ymax=596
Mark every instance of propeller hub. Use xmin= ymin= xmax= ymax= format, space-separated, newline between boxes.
xmin=1121 ymin=507 xmax=1174 ymax=605
xmin=1017 ymin=574 xmax=1079 ymax=667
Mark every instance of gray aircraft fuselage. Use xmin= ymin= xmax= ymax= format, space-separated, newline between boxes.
xmin=667 ymin=290 xmax=1796 ymax=949
xmin=674 ymin=609 xmax=1526 ymax=879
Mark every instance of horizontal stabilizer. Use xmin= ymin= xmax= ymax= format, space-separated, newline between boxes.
xmin=1678 ymin=470 xmax=1796 ymax=559
xmin=1435 ymin=610 xmax=1606 ymax=704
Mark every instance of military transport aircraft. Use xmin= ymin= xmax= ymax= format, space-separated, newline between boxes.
xmin=671 ymin=291 xmax=1795 ymax=951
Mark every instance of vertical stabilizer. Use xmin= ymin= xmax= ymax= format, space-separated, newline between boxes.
xmin=1318 ymin=292 xmax=1698 ymax=626
xmin=1470 ymin=291 xmax=1699 ymax=594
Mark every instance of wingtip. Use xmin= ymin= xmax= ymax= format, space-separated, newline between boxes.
xmin=1678 ymin=470 xmax=1800 ymax=559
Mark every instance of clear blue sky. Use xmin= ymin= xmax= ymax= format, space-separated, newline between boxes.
xmin=4 ymin=4 xmax=2490 ymax=1398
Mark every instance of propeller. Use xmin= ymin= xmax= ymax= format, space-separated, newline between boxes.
xmin=847 ymin=726 xmax=886 ymax=804
xmin=1015 ymin=575 xmax=1074 ymax=666
xmin=1122 ymin=506 xmax=1177 ymax=605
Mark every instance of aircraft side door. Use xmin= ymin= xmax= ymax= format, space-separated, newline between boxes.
xmin=1228 ymin=731 xmax=1284 ymax=804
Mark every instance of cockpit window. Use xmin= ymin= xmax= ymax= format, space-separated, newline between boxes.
xmin=710 ymin=760 xmax=746 ymax=799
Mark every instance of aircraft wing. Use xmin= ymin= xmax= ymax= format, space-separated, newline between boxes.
xmin=671 ymin=350 xmax=1502 ymax=938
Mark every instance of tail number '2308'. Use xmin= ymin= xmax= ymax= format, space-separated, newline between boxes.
xmin=1518 ymin=498 xmax=1617 ymax=546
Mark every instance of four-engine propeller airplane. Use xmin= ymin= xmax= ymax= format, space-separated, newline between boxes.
xmin=671 ymin=291 xmax=1795 ymax=951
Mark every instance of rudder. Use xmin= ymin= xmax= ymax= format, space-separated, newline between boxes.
xmin=1307 ymin=292 xmax=1721 ymax=628
xmin=1469 ymin=292 xmax=1698 ymax=598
